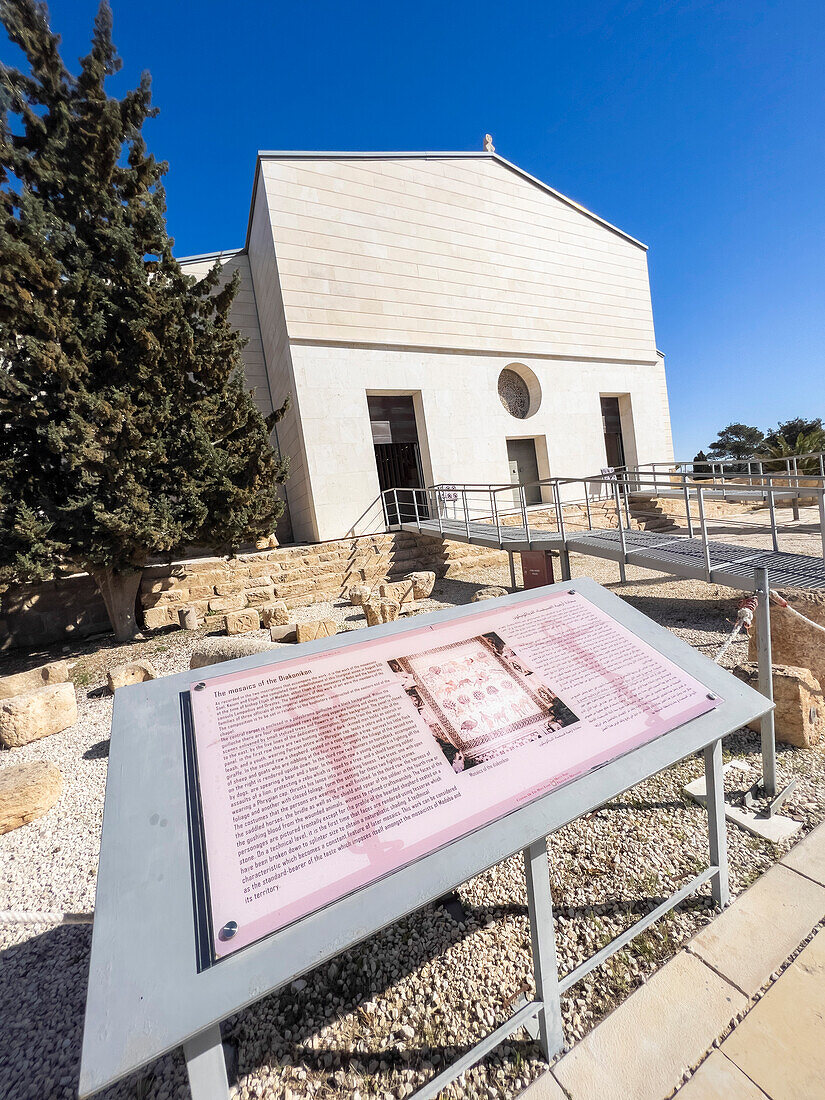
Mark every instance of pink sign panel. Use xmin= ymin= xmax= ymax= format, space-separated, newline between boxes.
xmin=189 ymin=590 xmax=720 ymax=958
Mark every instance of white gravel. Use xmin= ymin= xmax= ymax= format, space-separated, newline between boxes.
xmin=1 ymin=547 xmax=824 ymax=1100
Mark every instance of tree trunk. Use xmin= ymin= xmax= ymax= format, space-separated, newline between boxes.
xmin=88 ymin=566 xmax=143 ymax=643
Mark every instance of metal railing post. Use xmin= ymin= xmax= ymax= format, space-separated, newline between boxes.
xmin=613 ymin=480 xmax=627 ymax=583
xmin=755 ymin=567 xmax=777 ymax=797
xmin=584 ymin=482 xmax=592 ymax=530
xmin=413 ymin=488 xmax=421 ymax=531
xmin=554 ymin=482 xmax=567 ymax=543
xmin=623 ymin=476 xmax=632 ymax=530
xmin=820 ymin=454 xmax=824 ymax=480
xmin=819 ymin=488 xmax=825 ymax=561
xmin=697 ymin=487 xmax=711 ymax=579
xmin=682 ymin=478 xmax=694 ymax=537
xmin=435 ymin=489 xmax=443 ymax=536
xmin=463 ymin=489 xmax=471 ymax=540
xmin=767 ymin=478 xmax=778 ymax=552
xmin=520 ymin=484 xmax=531 ymax=546
xmin=791 ymin=457 xmax=800 ymax=521
xmin=393 ymin=488 xmax=401 ymax=529
xmin=380 ymin=491 xmax=390 ymax=528
xmin=491 ymin=489 xmax=502 ymax=548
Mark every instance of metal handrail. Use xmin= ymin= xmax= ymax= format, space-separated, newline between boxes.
xmin=381 ymin=465 xmax=825 ymax=577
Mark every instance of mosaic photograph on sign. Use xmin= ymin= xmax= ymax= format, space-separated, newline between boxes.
xmin=388 ymin=633 xmax=578 ymax=772
xmin=189 ymin=590 xmax=721 ymax=958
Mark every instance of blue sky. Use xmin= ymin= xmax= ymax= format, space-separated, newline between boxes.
xmin=3 ymin=0 xmax=824 ymax=458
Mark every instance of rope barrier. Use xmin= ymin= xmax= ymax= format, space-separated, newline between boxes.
xmin=714 ymin=596 xmax=757 ymax=664
xmin=714 ymin=589 xmax=825 ymax=664
xmin=769 ymin=591 xmax=825 ymax=635
xmin=0 ymin=910 xmax=93 ymax=926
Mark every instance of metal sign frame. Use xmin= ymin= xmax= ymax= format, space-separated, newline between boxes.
xmin=79 ymin=578 xmax=771 ymax=1099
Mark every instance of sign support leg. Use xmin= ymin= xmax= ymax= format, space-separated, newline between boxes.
xmin=703 ymin=738 xmax=729 ymax=908
xmin=755 ymin=567 xmax=777 ymax=797
xmin=523 ymin=838 xmax=564 ymax=1062
xmin=509 ymin=550 xmax=517 ymax=589
xmin=558 ymin=546 xmax=571 ymax=582
xmin=183 ymin=1023 xmax=229 ymax=1100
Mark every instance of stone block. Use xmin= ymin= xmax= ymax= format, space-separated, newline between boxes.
xmin=365 ymin=599 xmax=400 ymax=626
xmin=214 ymin=580 xmax=247 ymax=597
xmin=183 ymin=568 xmax=230 ymax=586
xmin=275 ymin=580 xmax=319 ymax=598
xmin=688 ymin=864 xmax=825 ymax=997
xmin=0 ymin=682 xmax=78 ymax=748
xmin=749 ymin=588 xmax=825 ymax=689
xmin=672 ymin=1050 xmax=766 ymax=1100
xmin=552 ymin=952 xmax=746 ymax=1100
xmin=781 ymin=821 xmax=825 ymax=887
xmin=143 ymin=576 xmax=187 ymax=595
xmin=377 ymin=580 xmax=415 ymax=606
xmin=107 ymin=660 xmax=158 ymax=692
xmin=142 ymin=605 xmax=178 ymax=631
xmin=190 ymin=636 xmax=274 ymax=670
xmin=269 ymin=624 xmax=297 ymax=643
xmin=295 ymin=619 xmax=338 ymax=643
xmin=260 ymin=601 xmax=290 ymax=628
xmin=140 ymin=589 xmax=189 ymax=609
xmin=187 ymin=584 xmax=215 ymax=600
xmin=720 ymin=927 xmax=825 ymax=1099
xmin=734 ymin=662 xmax=824 ymax=747
xmin=472 ymin=586 xmax=508 ymax=602
xmin=348 ymin=584 xmax=372 ymax=606
xmin=244 ymin=585 xmax=277 ymax=606
xmin=0 ymin=761 xmax=62 ymax=835
xmin=404 ymin=570 xmax=436 ymax=599
xmin=208 ymin=593 xmax=248 ymax=613
xmin=225 ymin=609 xmax=261 ymax=635
xmin=0 ymin=660 xmax=70 ymax=701
xmin=178 ymin=607 xmax=201 ymax=631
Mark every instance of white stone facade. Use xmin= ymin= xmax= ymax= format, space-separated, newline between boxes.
xmin=180 ymin=151 xmax=674 ymax=544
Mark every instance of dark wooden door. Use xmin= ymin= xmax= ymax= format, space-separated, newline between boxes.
xmin=374 ymin=441 xmax=426 ymax=523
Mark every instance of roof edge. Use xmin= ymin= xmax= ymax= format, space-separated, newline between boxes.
xmin=177 ymin=247 xmax=245 ymax=264
xmin=256 ymin=150 xmax=495 ymax=159
xmin=252 ymin=149 xmax=647 ymax=250
xmin=491 ymin=154 xmax=647 ymax=250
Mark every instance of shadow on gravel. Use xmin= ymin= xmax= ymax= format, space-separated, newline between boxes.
xmin=83 ymin=739 xmax=110 ymax=760
xmin=0 ymin=925 xmax=188 ymax=1100
xmin=615 ymin=593 xmax=740 ymax=632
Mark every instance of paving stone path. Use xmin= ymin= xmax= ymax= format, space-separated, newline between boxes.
xmin=522 ymin=821 xmax=825 ymax=1100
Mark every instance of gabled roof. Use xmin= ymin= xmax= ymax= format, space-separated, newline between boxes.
xmin=177 ymin=248 xmax=245 ymax=265
xmin=248 ymin=149 xmax=647 ymax=251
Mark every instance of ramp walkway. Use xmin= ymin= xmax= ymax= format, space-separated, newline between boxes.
xmin=382 ymin=464 xmax=825 ymax=594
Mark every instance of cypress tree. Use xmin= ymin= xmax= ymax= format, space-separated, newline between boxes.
xmin=0 ymin=0 xmax=288 ymax=640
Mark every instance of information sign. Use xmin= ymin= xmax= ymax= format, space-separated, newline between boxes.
xmin=191 ymin=589 xmax=720 ymax=958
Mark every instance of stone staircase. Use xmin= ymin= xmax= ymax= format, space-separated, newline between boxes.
xmin=627 ymin=494 xmax=680 ymax=532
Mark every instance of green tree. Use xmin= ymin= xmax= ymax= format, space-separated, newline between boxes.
xmin=764 ymin=417 xmax=823 ymax=451
xmin=692 ymin=450 xmax=712 ymax=480
xmin=0 ymin=0 xmax=287 ymax=640
xmin=707 ymin=423 xmax=766 ymax=464
xmin=763 ymin=429 xmax=825 ymax=475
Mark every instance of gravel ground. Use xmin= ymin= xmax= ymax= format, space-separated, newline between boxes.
xmin=1 ymin=543 xmax=824 ymax=1100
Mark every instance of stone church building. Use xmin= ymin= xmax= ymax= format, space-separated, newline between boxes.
xmin=180 ymin=149 xmax=674 ymax=544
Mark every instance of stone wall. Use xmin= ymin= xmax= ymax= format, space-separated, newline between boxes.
xmin=0 ymin=533 xmax=506 ymax=650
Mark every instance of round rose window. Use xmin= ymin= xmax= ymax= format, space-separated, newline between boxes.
xmin=498 ymin=368 xmax=531 ymax=419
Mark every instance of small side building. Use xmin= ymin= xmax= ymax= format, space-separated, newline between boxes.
xmin=180 ymin=150 xmax=674 ymax=544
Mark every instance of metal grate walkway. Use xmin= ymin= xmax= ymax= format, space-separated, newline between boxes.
xmin=398 ymin=519 xmax=825 ymax=593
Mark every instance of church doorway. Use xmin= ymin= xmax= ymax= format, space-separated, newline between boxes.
xmin=369 ymin=395 xmax=426 ymax=524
